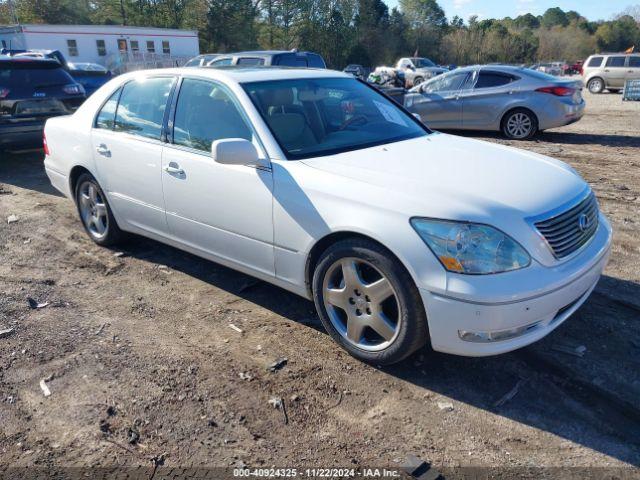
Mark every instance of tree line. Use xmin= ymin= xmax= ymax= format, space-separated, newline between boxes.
xmin=1 ymin=0 xmax=639 ymax=68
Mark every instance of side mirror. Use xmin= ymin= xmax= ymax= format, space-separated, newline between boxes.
xmin=211 ymin=138 xmax=260 ymax=166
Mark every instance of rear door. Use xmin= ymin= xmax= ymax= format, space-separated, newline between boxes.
xmin=603 ymin=56 xmax=627 ymax=88
xmin=91 ymin=75 xmax=176 ymax=236
xmin=406 ymin=70 xmax=469 ymax=129
xmin=626 ymin=56 xmax=640 ymax=82
xmin=461 ymin=70 xmax=518 ymax=129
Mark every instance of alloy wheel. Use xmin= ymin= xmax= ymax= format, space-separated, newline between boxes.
xmin=506 ymin=112 xmax=533 ymax=139
xmin=588 ymin=78 xmax=603 ymax=93
xmin=322 ymin=257 xmax=401 ymax=351
xmin=78 ymin=181 xmax=109 ymax=239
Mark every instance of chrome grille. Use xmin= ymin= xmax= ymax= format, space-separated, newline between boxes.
xmin=534 ymin=193 xmax=599 ymax=259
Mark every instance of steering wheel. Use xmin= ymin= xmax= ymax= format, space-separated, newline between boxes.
xmin=339 ymin=115 xmax=369 ymax=131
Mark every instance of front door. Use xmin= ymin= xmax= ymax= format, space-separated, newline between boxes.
xmin=91 ymin=75 xmax=176 ymax=236
xmin=406 ymin=71 xmax=469 ymax=129
xmin=160 ymin=77 xmax=275 ymax=275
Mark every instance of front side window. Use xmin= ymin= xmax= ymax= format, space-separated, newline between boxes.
xmin=114 ymin=77 xmax=175 ymax=140
xmin=147 ymin=41 xmax=155 ymax=53
xmin=422 ymin=72 xmax=468 ymax=93
xmin=629 ymin=56 xmax=640 ymax=68
xmin=95 ymin=88 xmax=121 ymax=130
xmin=210 ymin=57 xmax=233 ymax=66
xmin=243 ymin=77 xmax=428 ymax=159
xmin=606 ymin=56 xmax=625 ymax=68
xmin=237 ymin=57 xmax=265 ymax=66
xmin=96 ymin=39 xmax=106 ymax=56
xmin=475 ymin=72 xmax=515 ymax=89
xmin=587 ymin=56 xmax=603 ymax=67
xmin=67 ymin=39 xmax=78 ymax=57
xmin=162 ymin=41 xmax=170 ymax=54
xmin=173 ymin=78 xmax=252 ymax=152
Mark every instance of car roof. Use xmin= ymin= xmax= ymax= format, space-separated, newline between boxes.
xmin=122 ymin=66 xmax=348 ymax=83
xmin=216 ymin=50 xmax=320 ymax=58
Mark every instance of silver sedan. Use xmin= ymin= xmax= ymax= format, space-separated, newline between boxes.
xmin=404 ymin=65 xmax=585 ymax=139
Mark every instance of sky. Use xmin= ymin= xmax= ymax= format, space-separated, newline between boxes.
xmin=382 ymin=0 xmax=634 ymax=22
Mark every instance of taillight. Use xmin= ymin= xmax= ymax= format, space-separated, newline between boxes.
xmin=63 ymin=84 xmax=84 ymax=95
xmin=43 ymin=131 xmax=50 ymax=156
xmin=536 ymin=86 xmax=575 ymax=96
xmin=0 ymin=88 xmax=9 ymax=99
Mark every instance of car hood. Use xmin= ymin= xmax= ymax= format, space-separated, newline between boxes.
xmin=300 ymin=133 xmax=588 ymax=263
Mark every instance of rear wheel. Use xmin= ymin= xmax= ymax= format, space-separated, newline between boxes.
xmin=501 ymin=108 xmax=538 ymax=140
xmin=412 ymin=76 xmax=424 ymax=87
xmin=312 ymin=238 xmax=429 ymax=365
xmin=587 ymin=77 xmax=604 ymax=94
xmin=75 ymin=173 xmax=123 ymax=246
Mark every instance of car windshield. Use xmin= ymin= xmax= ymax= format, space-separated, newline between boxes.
xmin=414 ymin=58 xmax=435 ymax=68
xmin=243 ymin=77 xmax=428 ymax=159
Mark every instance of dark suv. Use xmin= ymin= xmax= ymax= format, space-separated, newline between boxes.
xmin=0 ymin=58 xmax=85 ymax=150
xmin=207 ymin=50 xmax=326 ymax=68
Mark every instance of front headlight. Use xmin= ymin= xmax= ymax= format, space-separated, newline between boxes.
xmin=410 ymin=218 xmax=531 ymax=274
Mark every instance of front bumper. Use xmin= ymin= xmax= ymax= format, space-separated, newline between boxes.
xmin=420 ymin=215 xmax=612 ymax=356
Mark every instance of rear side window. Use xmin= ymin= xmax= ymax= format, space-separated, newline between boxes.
xmin=307 ymin=54 xmax=326 ymax=68
xmin=475 ymin=72 xmax=515 ymax=89
xmin=95 ymin=88 xmax=121 ymax=130
xmin=606 ymin=56 xmax=625 ymax=68
xmin=237 ymin=57 xmax=265 ymax=66
xmin=587 ymin=56 xmax=603 ymax=67
xmin=275 ymin=54 xmax=307 ymax=67
xmin=629 ymin=57 xmax=640 ymax=68
xmin=114 ymin=77 xmax=175 ymax=140
xmin=172 ymin=78 xmax=252 ymax=152
xmin=0 ymin=63 xmax=73 ymax=88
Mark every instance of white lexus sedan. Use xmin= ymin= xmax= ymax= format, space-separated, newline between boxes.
xmin=43 ymin=67 xmax=612 ymax=365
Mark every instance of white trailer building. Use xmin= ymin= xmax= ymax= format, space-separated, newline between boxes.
xmin=0 ymin=24 xmax=200 ymax=72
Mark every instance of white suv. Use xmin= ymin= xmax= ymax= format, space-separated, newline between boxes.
xmin=583 ymin=53 xmax=640 ymax=93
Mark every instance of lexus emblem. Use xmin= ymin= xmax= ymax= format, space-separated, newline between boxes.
xmin=578 ymin=213 xmax=590 ymax=232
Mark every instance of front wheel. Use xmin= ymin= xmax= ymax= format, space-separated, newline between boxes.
xmin=412 ymin=76 xmax=424 ymax=87
xmin=75 ymin=173 xmax=123 ymax=246
xmin=501 ymin=108 xmax=538 ymax=140
xmin=312 ymin=238 xmax=429 ymax=365
xmin=587 ymin=77 xmax=604 ymax=94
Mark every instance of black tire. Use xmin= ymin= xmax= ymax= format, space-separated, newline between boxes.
xmin=609 ymin=89 xmax=621 ymax=94
xmin=312 ymin=238 xmax=429 ymax=365
xmin=74 ymin=173 xmax=123 ymax=246
xmin=501 ymin=108 xmax=538 ymax=140
xmin=587 ymin=77 xmax=604 ymax=94
xmin=413 ymin=76 xmax=424 ymax=87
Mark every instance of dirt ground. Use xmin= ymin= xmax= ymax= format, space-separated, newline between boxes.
xmin=1 ymin=89 xmax=639 ymax=478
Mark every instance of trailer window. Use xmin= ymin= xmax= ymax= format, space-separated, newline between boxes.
xmin=96 ymin=39 xmax=106 ymax=56
xmin=67 ymin=39 xmax=78 ymax=57
xmin=162 ymin=41 xmax=170 ymax=55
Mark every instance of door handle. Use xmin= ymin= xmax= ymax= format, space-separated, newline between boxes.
xmin=96 ymin=144 xmax=111 ymax=157
xmin=163 ymin=162 xmax=184 ymax=175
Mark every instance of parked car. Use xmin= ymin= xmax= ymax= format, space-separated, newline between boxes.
xmin=566 ymin=60 xmax=583 ymax=75
xmin=0 ymin=57 xmax=85 ymax=151
xmin=535 ymin=63 xmax=563 ymax=76
xmin=207 ymin=50 xmax=326 ymax=68
xmin=395 ymin=57 xmax=448 ymax=87
xmin=184 ymin=54 xmax=221 ymax=67
xmin=67 ymin=62 xmax=113 ymax=96
xmin=404 ymin=65 xmax=585 ymax=139
xmin=6 ymin=48 xmax=111 ymax=96
xmin=583 ymin=53 xmax=640 ymax=94
xmin=343 ymin=64 xmax=369 ymax=80
xmin=43 ymin=67 xmax=611 ymax=365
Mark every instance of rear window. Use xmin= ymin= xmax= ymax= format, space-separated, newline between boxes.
xmin=605 ymin=56 xmax=625 ymax=68
xmin=0 ymin=62 xmax=73 ymax=87
xmin=587 ymin=56 xmax=603 ymax=67
xmin=307 ymin=54 xmax=326 ymax=68
xmin=629 ymin=57 xmax=640 ymax=68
